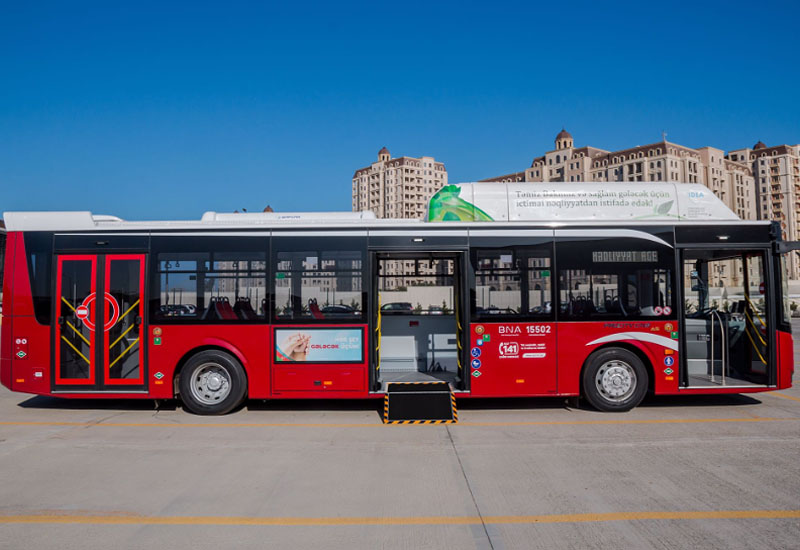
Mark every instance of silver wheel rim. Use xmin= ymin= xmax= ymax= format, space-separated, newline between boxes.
xmin=189 ymin=362 xmax=232 ymax=405
xmin=595 ymin=360 xmax=636 ymax=403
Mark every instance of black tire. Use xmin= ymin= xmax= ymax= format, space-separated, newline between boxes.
xmin=178 ymin=350 xmax=247 ymax=415
xmin=582 ymin=347 xmax=648 ymax=412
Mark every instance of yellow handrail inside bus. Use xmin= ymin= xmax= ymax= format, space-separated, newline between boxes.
xmin=743 ymin=329 xmax=767 ymax=365
xmin=375 ymin=293 xmax=381 ymax=371
xmin=116 ymin=299 xmax=140 ymax=326
xmin=108 ymin=338 xmax=140 ymax=369
xmin=455 ymin=297 xmax=463 ymax=375
xmin=109 ymin=323 xmax=136 ymax=349
xmin=744 ymin=311 xmax=767 ymax=346
xmin=744 ymin=294 xmax=766 ymax=327
xmin=60 ymin=335 xmax=90 ymax=365
xmin=65 ymin=321 xmax=90 ymax=346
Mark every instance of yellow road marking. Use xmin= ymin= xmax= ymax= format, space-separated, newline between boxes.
xmin=0 ymin=417 xmax=796 ymax=429
xmin=60 ymin=336 xmax=90 ymax=365
xmin=0 ymin=509 xmax=797 ymax=526
xmin=769 ymin=392 xmax=800 ymax=403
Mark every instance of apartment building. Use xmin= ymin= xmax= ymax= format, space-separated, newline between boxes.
xmin=728 ymin=142 xmax=800 ymax=278
xmin=481 ymin=129 xmax=758 ymax=221
xmin=352 ymin=147 xmax=448 ymax=219
xmin=351 ymin=148 xmax=449 ymax=288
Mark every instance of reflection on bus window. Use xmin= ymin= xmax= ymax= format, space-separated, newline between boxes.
xmin=557 ymin=238 xmax=674 ymax=320
xmin=378 ymin=258 xmax=453 ymax=315
xmin=154 ymin=251 xmax=267 ymax=322
xmin=274 ymin=249 xmax=364 ymax=322
xmin=471 ymin=246 xmax=553 ymax=320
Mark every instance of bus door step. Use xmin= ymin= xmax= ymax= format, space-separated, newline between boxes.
xmin=383 ymin=381 xmax=457 ymax=424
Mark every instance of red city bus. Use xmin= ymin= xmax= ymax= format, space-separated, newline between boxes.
xmin=0 ymin=185 xmax=795 ymax=415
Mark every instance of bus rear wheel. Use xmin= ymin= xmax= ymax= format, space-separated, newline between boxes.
xmin=179 ymin=350 xmax=247 ymax=415
xmin=582 ymin=348 xmax=648 ymax=412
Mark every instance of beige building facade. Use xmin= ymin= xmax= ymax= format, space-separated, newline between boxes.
xmin=728 ymin=142 xmax=800 ymax=278
xmin=480 ymin=129 xmax=800 ymax=284
xmin=482 ymin=129 xmax=758 ymax=221
xmin=352 ymin=147 xmax=448 ymax=219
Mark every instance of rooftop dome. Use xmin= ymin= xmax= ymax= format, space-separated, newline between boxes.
xmin=378 ymin=146 xmax=390 ymax=156
xmin=753 ymin=141 xmax=767 ymax=150
xmin=556 ymin=128 xmax=572 ymax=140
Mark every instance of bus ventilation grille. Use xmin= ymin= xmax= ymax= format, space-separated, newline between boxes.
xmin=383 ymin=382 xmax=457 ymax=424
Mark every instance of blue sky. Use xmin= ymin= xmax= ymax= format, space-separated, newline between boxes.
xmin=1 ymin=0 xmax=799 ymax=220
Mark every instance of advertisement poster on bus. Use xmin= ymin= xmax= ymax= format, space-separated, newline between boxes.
xmin=275 ymin=328 xmax=363 ymax=363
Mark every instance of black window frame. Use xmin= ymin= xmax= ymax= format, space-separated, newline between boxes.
xmin=469 ymin=240 xmax=555 ymax=323
xmin=149 ymin=235 xmax=269 ymax=325
xmin=556 ymin=234 xmax=676 ymax=322
xmin=24 ymin=232 xmax=55 ymax=325
xmin=271 ymin=235 xmax=367 ymax=324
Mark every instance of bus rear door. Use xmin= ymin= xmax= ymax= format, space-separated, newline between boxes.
xmin=54 ymin=253 xmax=147 ymax=391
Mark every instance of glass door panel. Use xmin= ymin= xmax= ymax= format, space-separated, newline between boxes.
xmin=55 ymin=256 xmax=97 ymax=384
xmin=104 ymin=255 xmax=145 ymax=385
xmin=54 ymin=253 xmax=146 ymax=390
xmin=681 ymin=249 xmax=769 ymax=387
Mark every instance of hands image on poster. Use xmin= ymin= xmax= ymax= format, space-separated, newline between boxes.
xmin=277 ymin=332 xmax=311 ymax=362
xmin=275 ymin=328 xmax=363 ymax=363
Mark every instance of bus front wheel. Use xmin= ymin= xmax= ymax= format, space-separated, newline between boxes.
xmin=582 ymin=348 xmax=648 ymax=412
xmin=178 ymin=350 xmax=247 ymax=415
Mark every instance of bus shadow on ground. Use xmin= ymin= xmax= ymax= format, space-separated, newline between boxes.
xmin=641 ymin=393 xmax=762 ymax=408
xmin=15 ymin=393 xmax=764 ymax=417
xmin=246 ymin=399 xmax=382 ymax=413
xmin=17 ymin=395 xmax=176 ymax=412
xmin=454 ymin=397 xmax=569 ymax=411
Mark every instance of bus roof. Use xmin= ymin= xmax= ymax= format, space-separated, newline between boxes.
xmin=2 ymin=183 xmax=767 ymax=233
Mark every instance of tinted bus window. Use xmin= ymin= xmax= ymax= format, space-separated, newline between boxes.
xmin=273 ymin=237 xmax=365 ymax=323
xmin=150 ymin=237 xmax=267 ymax=323
xmin=557 ymin=237 xmax=674 ymax=320
xmin=471 ymin=245 xmax=553 ymax=321
xmin=24 ymin=232 xmax=54 ymax=325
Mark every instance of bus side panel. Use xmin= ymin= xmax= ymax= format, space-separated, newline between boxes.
xmin=6 ymin=233 xmax=52 ymax=395
xmin=8 ymin=315 xmax=51 ymax=395
xmin=557 ymin=321 xmax=680 ymax=396
xmin=147 ymin=325 xmax=271 ymax=399
xmin=777 ymin=330 xmax=793 ymax=390
xmin=9 ymin=233 xmax=34 ymax=317
xmin=467 ymin=322 xmax=558 ymax=397
xmin=0 ymin=232 xmax=15 ymax=390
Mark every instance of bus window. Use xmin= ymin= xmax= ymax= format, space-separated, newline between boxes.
xmin=274 ymin=248 xmax=364 ymax=322
xmin=152 ymin=243 xmax=267 ymax=323
xmin=471 ymin=246 xmax=553 ymax=320
xmin=25 ymin=232 xmax=54 ymax=325
xmin=557 ymin=238 xmax=674 ymax=320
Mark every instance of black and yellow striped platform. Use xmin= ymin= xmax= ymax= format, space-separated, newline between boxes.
xmin=383 ymin=381 xmax=457 ymax=424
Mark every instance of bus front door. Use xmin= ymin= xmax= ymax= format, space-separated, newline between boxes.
xmin=53 ymin=254 xmax=147 ymax=391
xmin=680 ymin=248 xmax=772 ymax=388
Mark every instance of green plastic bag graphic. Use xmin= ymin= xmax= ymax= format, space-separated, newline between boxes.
xmin=427 ymin=185 xmax=494 ymax=222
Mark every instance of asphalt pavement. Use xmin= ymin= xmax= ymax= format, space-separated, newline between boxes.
xmin=0 ymin=323 xmax=798 ymax=549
